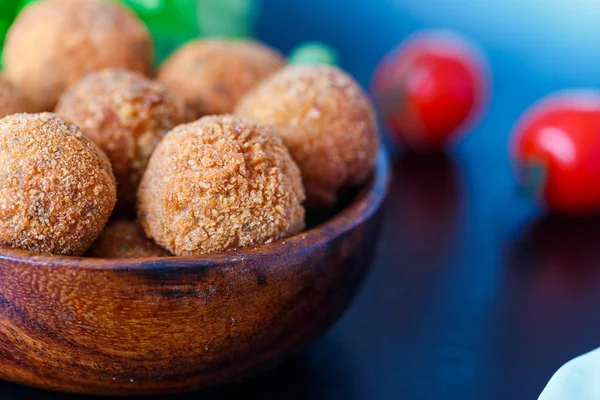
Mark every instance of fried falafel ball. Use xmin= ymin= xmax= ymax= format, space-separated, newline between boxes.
xmin=235 ymin=65 xmax=380 ymax=208
xmin=3 ymin=0 xmax=153 ymax=112
xmin=0 ymin=76 xmax=30 ymax=118
xmin=55 ymin=69 xmax=193 ymax=208
xmin=0 ymin=113 xmax=117 ymax=255
xmin=157 ymin=39 xmax=285 ymax=117
xmin=137 ymin=115 xmax=305 ymax=256
xmin=88 ymin=219 xmax=171 ymax=258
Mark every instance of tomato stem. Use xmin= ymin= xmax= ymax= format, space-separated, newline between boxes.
xmin=517 ymin=160 xmax=547 ymax=200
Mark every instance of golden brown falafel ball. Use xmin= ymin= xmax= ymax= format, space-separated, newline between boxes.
xmin=157 ymin=39 xmax=285 ymax=117
xmin=0 ymin=76 xmax=30 ymax=117
xmin=235 ymin=65 xmax=380 ymax=208
xmin=56 ymin=68 xmax=193 ymax=208
xmin=3 ymin=0 xmax=153 ymax=112
xmin=88 ymin=219 xmax=171 ymax=258
xmin=0 ymin=113 xmax=116 ymax=255
xmin=137 ymin=115 xmax=305 ymax=256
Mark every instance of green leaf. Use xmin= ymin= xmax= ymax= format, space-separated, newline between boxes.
xmin=196 ymin=0 xmax=258 ymax=38
xmin=288 ymin=41 xmax=339 ymax=66
xmin=121 ymin=0 xmax=164 ymax=14
xmin=115 ymin=0 xmax=198 ymax=64
xmin=3 ymin=0 xmax=260 ymax=69
xmin=17 ymin=0 xmax=39 ymax=13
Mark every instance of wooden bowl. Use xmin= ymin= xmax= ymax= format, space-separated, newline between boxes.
xmin=0 ymin=151 xmax=390 ymax=396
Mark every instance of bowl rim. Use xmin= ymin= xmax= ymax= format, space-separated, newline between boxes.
xmin=0 ymin=150 xmax=390 ymax=270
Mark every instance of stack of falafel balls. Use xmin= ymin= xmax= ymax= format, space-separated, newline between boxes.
xmin=0 ymin=0 xmax=379 ymax=258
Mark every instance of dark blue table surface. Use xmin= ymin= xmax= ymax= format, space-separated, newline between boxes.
xmin=4 ymin=1 xmax=600 ymax=399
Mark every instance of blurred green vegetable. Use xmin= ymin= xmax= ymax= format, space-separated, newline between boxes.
xmin=0 ymin=0 xmax=24 ymax=69
xmin=121 ymin=0 xmax=258 ymax=64
xmin=288 ymin=41 xmax=339 ymax=66
xmin=0 ymin=0 xmax=259 ymax=69
xmin=197 ymin=0 xmax=258 ymax=38
xmin=121 ymin=0 xmax=200 ymax=64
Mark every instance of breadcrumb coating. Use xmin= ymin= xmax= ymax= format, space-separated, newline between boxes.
xmin=0 ymin=76 xmax=30 ymax=118
xmin=235 ymin=65 xmax=380 ymax=208
xmin=4 ymin=0 xmax=153 ymax=112
xmin=137 ymin=115 xmax=305 ymax=256
xmin=56 ymin=69 xmax=193 ymax=208
xmin=158 ymin=39 xmax=285 ymax=117
xmin=0 ymin=113 xmax=116 ymax=255
xmin=88 ymin=219 xmax=170 ymax=258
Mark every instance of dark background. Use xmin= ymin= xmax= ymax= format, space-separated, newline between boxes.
xmin=4 ymin=0 xmax=600 ymax=398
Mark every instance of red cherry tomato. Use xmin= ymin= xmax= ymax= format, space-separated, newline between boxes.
xmin=511 ymin=90 xmax=600 ymax=214
xmin=371 ymin=29 xmax=488 ymax=151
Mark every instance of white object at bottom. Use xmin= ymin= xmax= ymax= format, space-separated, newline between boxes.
xmin=539 ymin=347 xmax=600 ymax=400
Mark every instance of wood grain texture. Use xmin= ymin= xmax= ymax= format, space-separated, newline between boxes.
xmin=0 ymin=151 xmax=390 ymax=396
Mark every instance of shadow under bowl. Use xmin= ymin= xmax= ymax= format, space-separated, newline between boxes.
xmin=0 ymin=151 xmax=390 ymax=396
